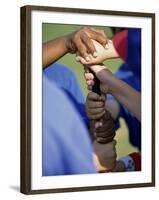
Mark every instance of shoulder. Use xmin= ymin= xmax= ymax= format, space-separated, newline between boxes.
xmin=44 ymin=62 xmax=75 ymax=77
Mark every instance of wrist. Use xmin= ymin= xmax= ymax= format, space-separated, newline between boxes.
xmin=65 ymin=33 xmax=76 ymax=54
xmin=102 ymin=69 xmax=120 ymax=96
xmin=97 ymin=68 xmax=113 ymax=94
xmin=112 ymin=160 xmax=126 ymax=172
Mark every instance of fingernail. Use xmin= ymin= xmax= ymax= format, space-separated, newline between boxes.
xmin=86 ymin=56 xmax=90 ymax=62
xmin=93 ymin=52 xmax=97 ymax=57
xmin=105 ymin=43 xmax=109 ymax=49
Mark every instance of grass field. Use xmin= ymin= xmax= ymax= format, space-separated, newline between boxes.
xmin=42 ymin=24 xmax=138 ymax=159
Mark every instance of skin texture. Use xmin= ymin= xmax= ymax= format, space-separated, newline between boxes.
xmin=76 ymin=39 xmax=119 ymax=65
xmin=86 ymin=92 xmax=116 ymax=143
xmin=80 ymin=37 xmax=140 ymax=172
xmin=90 ymin=112 xmax=116 ymax=144
xmin=112 ymin=160 xmax=126 ymax=172
xmin=42 ymin=27 xmax=108 ymax=68
xmin=86 ymin=66 xmax=141 ymax=121
xmin=78 ymin=39 xmax=141 ymax=120
xmin=86 ymin=92 xmax=106 ymax=120
xmin=42 ymin=27 xmax=122 ymax=172
xmin=87 ymin=95 xmax=117 ymax=171
xmin=93 ymin=140 xmax=117 ymax=172
xmin=86 ymin=91 xmax=119 ymax=120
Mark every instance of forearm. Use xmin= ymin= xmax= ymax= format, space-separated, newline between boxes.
xmin=105 ymin=98 xmax=120 ymax=120
xmin=42 ymin=36 xmax=69 ymax=68
xmin=100 ymin=69 xmax=141 ymax=121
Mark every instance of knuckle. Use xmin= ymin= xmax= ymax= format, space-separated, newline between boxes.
xmin=101 ymin=30 xmax=106 ymax=36
xmin=83 ymin=27 xmax=89 ymax=31
xmin=77 ymin=43 xmax=84 ymax=50
xmin=80 ymin=50 xmax=86 ymax=56
xmin=72 ymin=34 xmax=79 ymax=42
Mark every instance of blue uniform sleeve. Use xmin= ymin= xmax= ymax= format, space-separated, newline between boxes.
xmin=42 ymin=75 xmax=96 ymax=176
xmin=44 ymin=63 xmax=89 ymax=125
xmin=113 ymin=28 xmax=141 ymax=150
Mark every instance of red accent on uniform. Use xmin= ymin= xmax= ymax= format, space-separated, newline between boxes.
xmin=129 ymin=152 xmax=141 ymax=171
xmin=112 ymin=29 xmax=128 ymax=61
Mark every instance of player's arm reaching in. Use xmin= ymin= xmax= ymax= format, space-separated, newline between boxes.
xmin=85 ymin=65 xmax=141 ymax=121
xmin=42 ymin=27 xmax=108 ymax=68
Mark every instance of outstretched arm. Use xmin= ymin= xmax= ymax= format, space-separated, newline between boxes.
xmin=84 ymin=65 xmax=141 ymax=121
xmin=43 ymin=36 xmax=68 ymax=68
xmin=42 ymin=27 xmax=108 ymax=68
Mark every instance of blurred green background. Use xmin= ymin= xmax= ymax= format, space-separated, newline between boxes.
xmin=42 ymin=24 xmax=138 ymax=159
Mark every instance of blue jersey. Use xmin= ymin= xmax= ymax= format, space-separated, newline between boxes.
xmin=44 ymin=63 xmax=89 ymax=126
xmin=42 ymin=75 xmax=96 ymax=176
xmin=115 ymin=28 xmax=141 ymax=150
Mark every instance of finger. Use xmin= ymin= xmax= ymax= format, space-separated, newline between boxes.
xmin=94 ymin=121 xmax=103 ymax=129
xmin=89 ymin=107 xmax=105 ymax=115
xmin=89 ymin=28 xmax=108 ymax=47
xmin=102 ymin=139 xmax=116 ymax=148
xmin=90 ymin=120 xmax=97 ymax=132
xmin=95 ymin=128 xmax=115 ymax=138
xmin=90 ymin=28 xmax=106 ymax=37
xmin=90 ymin=110 xmax=105 ymax=120
xmin=88 ymin=101 xmax=105 ymax=109
xmin=90 ymin=120 xmax=103 ymax=132
xmin=96 ymin=119 xmax=115 ymax=132
xmin=103 ymin=110 xmax=112 ymax=120
xmin=86 ymin=80 xmax=94 ymax=86
xmin=82 ymin=33 xmax=97 ymax=57
xmin=75 ymin=56 xmax=88 ymax=64
xmin=87 ymin=92 xmax=101 ymax=101
xmin=96 ymin=134 xmax=115 ymax=144
xmin=96 ymin=137 xmax=111 ymax=143
xmin=89 ymin=32 xmax=107 ymax=47
xmin=95 ymin=123 xmax=115 ymax=137
xmin=84 ymin=72 xmax=94 ymax=81
xmin=100 ymin=94 xmax=106 ymax=101
xmin=75 ymin=39 xmax=90 ymax=61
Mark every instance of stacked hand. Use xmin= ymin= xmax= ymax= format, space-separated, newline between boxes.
xmin=43 ymin=26 xmax=139 ymax=172
xmin=66 ymin=27 xmax=108 ymax=60
xmin=76 ymin=39 xmax=118 ymax=65
xmin=90 ymin=111 xmax=116 ymax=144
xmin=86 ymin=92 xmax=116 ymax=171
xmin=43 ymin=27 xmax=108 ymax=68
xmin=84 ymin=70 xmax=117 ymax=172
xmin=93 ymin=140 xmax=117 ymax=172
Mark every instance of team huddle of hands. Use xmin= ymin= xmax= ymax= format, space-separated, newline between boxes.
xmin=43 ymin=27 xmax=140 ymax=173
xmin=67 ymin=28 xmax=121 ymax=172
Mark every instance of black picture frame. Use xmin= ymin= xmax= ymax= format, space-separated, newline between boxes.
xmin=20 ymin=5 xmax=155 ymax=194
